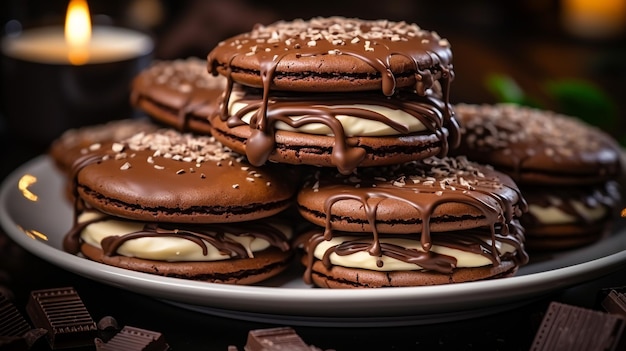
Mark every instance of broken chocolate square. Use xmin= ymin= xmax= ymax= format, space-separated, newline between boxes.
xmin=0 ymin=293 xmax=31 ymax=338
xmin=95 ymin=325 xmax=169 ymax=351
xmin=0 ymin=291 xmax=47 ymax=350
xmin=530 ymin=301 xmax=626 ymax=351
xmin=230 ymin=327 xmax=326 ymax=351
xmin=26 ymin=287 xmax=97 ymax=349
xmin=602 ymin=289 xmax=626 ymax=318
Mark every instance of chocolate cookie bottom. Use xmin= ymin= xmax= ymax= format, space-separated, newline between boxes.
xmin=81 ymin=244 xmax=293 ymax=285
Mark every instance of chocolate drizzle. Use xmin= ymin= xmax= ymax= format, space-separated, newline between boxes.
xmin=297 ymin=156 xmax=528 ymax=281
xmin=522 ymin=181 xmax=622 ymax=226
xmin=225 ymin=86 xmax=454 ymax=174
xmin=208 ymin=17 xmax=459 ymax=174
xmin=61 ymin=129 xmax=293 ymax=260
xmin=63 ymin=212 xmax=291 ymax=260
xmin=299 ymin=221 xmax=528 ymax=284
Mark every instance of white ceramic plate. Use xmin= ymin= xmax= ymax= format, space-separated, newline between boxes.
xmin=2 ymin=155 xmax=626 ymax=327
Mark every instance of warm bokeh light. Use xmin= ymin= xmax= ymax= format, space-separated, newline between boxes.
xmin=562 ymin=0 xmax=626 ymax=39
xmin=18 ymin=174 xmax=38 ymax=202
xmin=65 ymin=0 xmax=91 ymax=65
xmin=621 ymin=208 xmax=626 ymax=218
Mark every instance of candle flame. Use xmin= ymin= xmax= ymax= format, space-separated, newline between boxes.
xmin=65 ymin=0 xmax=91 ymax=65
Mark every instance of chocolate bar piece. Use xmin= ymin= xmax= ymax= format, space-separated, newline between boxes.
xmin=602 ymin=289 xmax=626 ymax=318
xmin=95 ymin=326 xmax=170 ymax=351
xmin=242 ymin=327 xmax=322 ymax=351
xmin=97 ymin=316 xmax=120 ymax=343
xmin=530 ymin=301 xmax=626 ymax=351
xmin=0 ymin=291 xmax=48 ymax=350
xmin=26 ymin=287 xmax=97 ymax=349
xmin=0 ymin=293 xmax=31 ymax=338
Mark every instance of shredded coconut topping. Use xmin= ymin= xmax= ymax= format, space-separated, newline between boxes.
xmin=241 ymin=17 xmax=444 ymax=48
xmin=146 ymin=57 xmax=226 ymax=90
xmin=114 ymin=129 xmax=237 ymax=163
xmin=336 ymin=156 xmax=501 ymax=191
xmin=456 ymin=103 xmax=610 ymax=157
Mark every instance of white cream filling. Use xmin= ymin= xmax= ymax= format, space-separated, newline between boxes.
xmin=528 ymin=199 xmax=607 ymax=225
xmin=313 ymin=236 xmax=516 ymax=271
xmin=228 ymin=90 xmax=427 ymax=136
xmin=78 ymin=211 xmax=290 ymax=262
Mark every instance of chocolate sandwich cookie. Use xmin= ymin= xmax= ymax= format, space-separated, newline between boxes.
xmin=298 ymin=156 xmax=526 ymax=235
xmin=452 ymin=103 xmax=623 ymax=250
xmin=64 ymin=210 xmax=294 ymax=285
xmin=207 ymin=17 xmax=459 ymax=174
xmin=49 ymin=118 xmax=158 ymax=175
xmin=295 ymin=156 xmax=528 ymax=288
xmin=208 ymin=17 xmax=453 ymax=95
xmin=72 ymin=129 xmax=299 ymax=223
xmin=452 ymin=103 xmax=622 ymax=185
xmin=520 ymin=182 xmax=621 ymax=250
xmin=131 ymin=57 xmax=226 ymax=135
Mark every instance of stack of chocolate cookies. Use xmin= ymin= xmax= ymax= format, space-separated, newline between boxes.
xmin=207 ymin=17 xmax=529 ymax=288
xmin=50 ymin=17 xmax=533 ymax=289
xmin=54 ymin=58 xmax=300 ymax=285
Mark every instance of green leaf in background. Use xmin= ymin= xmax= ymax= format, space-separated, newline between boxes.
xmin=544 ymin=79 xmax=618 ymax=130
xmin=484 ymin=73 xmax=542 ymax=108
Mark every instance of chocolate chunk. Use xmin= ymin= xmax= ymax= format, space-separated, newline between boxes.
xmin=26 ymin=287 xmax=97 ymax=349
xmin=602 ymin=290 xmax=626 ymax=318
xmin=96 ymin=316 xmax=120 ymax=343
xmin=530 ymin=301 xmax=626 ymax=351
xmin=243 ymin=327 xmax=323 ymax=351
xmin=0 ymin=293 xmax=31 ymax=338
xmin=0 ymin=291 xmax=48 ymax=350
xmin=95 ymin=326 xmax=169 ymax=351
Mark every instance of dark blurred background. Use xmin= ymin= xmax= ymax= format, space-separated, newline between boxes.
xmin=1 ymin=0 xmax=625 ymax=156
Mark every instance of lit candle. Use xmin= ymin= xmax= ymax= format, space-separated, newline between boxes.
xmin=561 ymin=0 xmax=626 ymax=39
xmin=2 ymin=0 xmax=153 ymax=65
xmin=0 ymin=1 xmax=153 ymax=146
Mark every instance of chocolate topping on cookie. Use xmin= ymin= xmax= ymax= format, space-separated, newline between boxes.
xmin=63 ymin=211 xmax=291 ymax=259
xmin=217 ymin=85 xmax=457 ymax=174
xmin=208 ymin=17 xmax=458 ymax=173
xmin=298 ymin=156 xmax=526 ymax=251
xmin=454 ymin=103 xmax=623 ymax=184
xmin=208 ymin=17 xmax=453 ymax=96
xmin=131 ymin=57 xmax=226 ymax=132
xmin=70 ymin=129 xmax=299 ymax=223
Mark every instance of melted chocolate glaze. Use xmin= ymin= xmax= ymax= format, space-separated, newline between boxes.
xmin=63 ymin=212 xmax=291 ymax=259
xmin=207 ymin=17 xmax=459 ymax=175
xmin=521 ymin=181 xmax=622 ymax=226
xmin=62 ymin=132 xmax=292 ymax=259
xmin=219 ymin=86 xmax=459 ymax=174
xmin=297 ymin=221 xmax=528 ymax=284
xmin=300 ymin=157 xmax=527 ymax=255
xmin=453 ymin=103 xmax=623 ymax=184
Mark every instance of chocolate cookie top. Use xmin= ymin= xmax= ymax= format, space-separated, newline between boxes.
xmin=297 ymin=156 xmax=526 ymax=253
xmin=72 ymin=129 xmax=299 ymax=223
xmin=131 ymin=57 xmax=226 ymax=132
xmin=453 ymin=103 xmax=623 ymax=185
xmin=49 ymin=118 xmax=158 ymax=175
xmin=207 ymin=16 xmax=453 ymax=96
